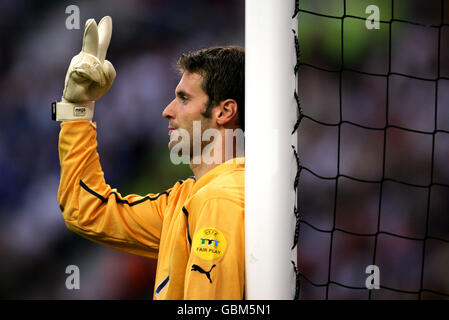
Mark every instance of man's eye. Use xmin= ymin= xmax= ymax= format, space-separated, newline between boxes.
xmin=180 ymin=96 xmax=188 ymax=103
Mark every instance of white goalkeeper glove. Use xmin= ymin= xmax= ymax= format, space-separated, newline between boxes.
xmin=52 ymin=16 xmax=116 ymax=121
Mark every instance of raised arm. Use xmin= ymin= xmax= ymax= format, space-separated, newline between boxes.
xmin=55 ymin=17 xmax=166 ymax=258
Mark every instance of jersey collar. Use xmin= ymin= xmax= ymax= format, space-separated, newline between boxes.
xmin=191 ymin=157 xmax=245 ymax=193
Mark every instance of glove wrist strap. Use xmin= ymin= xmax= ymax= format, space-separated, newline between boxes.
xmin=51 ymin=101 xmax=95 ymax=121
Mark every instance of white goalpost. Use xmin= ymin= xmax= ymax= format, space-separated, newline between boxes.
xmin=245 ymin=0 xmax=298 ymax=299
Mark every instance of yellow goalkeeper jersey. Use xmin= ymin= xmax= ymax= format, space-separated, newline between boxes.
xmin=58 ymin=121 xmax=245 ymax=300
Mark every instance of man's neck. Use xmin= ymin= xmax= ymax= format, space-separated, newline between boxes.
xmin=190 ymin=161 xmax=220 ymax=181
xmin=190 ymin=144 xmax=243 ymax=181
xmin=190 ymin=137 xmax=243 ymax=180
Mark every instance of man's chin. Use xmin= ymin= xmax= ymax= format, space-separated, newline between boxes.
xmin=167 ymin=135 xmax=179 ymax=151
xmin=168 ymin=140 xmax=191 ymax=155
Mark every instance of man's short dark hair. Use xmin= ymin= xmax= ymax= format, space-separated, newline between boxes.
xmin=177 ymin=46 xmax=245 ymax=131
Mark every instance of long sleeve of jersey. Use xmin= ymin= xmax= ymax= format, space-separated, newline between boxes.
xmin=58 ymin=121 xmax=167 ymax=259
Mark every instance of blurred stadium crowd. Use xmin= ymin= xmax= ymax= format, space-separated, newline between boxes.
xmin=297 ymin=0 xmax=449 ymax=299
xmin=0 ymin=0 xmax=447 ymax=299
xmin=0 ymin=0 xmax=243 ymax=299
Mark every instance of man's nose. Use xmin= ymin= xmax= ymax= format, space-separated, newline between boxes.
xmin=162 ymin=99 xmax=176 ymax=119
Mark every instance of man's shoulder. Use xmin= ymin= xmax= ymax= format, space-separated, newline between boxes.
xmin=167 ymin=176 xmax=196 ymax=198
xmin=190 ymin=172 xmax=244 ymax=208
xmin=174 ymin=176 xmax=197 ymax=188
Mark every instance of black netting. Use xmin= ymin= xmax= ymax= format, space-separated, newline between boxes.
xmin=293 ymin=0 xmax=449 ymax=299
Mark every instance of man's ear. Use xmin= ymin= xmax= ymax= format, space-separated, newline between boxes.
xmin=214 ymin=99 xmax=238 ymax=127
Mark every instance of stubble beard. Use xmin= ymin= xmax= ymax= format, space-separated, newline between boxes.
xmin=167 ymin=117 xmax=212 ymax=161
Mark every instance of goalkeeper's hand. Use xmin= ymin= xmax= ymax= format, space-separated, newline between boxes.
xmin=52 ymin=16 xmax=116 ymax=121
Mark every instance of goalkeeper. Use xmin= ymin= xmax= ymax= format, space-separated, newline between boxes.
xmin=55 ymin=16 xmax=245 ymax=300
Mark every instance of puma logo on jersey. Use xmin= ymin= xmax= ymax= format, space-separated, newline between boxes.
xmin=191 ymin=264 xmax=216 ymax=283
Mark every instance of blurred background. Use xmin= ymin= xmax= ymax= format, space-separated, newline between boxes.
xmin=0 ymin=0 xmax=447 ymax=300
xmin=0 ymin=0 xmax=243 ymax=299
xmin=297 ymin=0 xmax=449 ymax=299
